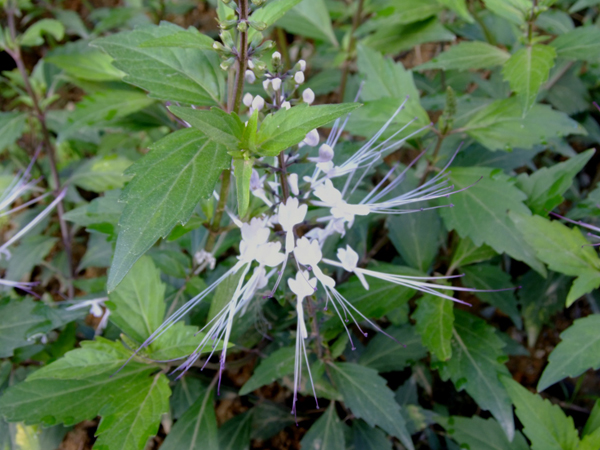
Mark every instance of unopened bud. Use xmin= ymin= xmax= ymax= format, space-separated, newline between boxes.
xmin=243 ymin=93 xmax=253 ymax=107
xmin=252 ymin=95 xmax=265 ymax=111
xmin=251 ymin=0 xmax=265 ymax=5
xmin=249 ymin=20 xmax=267 ymax=31
xmin=237 ymin=20 xmax=248 ymax=32
xmin=294 ymin=71 xmax=305 ymax=84
xmin=220 ymin=57 xmax=235 ymax=71
xmin=302 ymin=129 xmax=319 ymax=147
xmin=296 ymin=59 xmax=306 ymax=72
xmin=271 ymin=77 xmax=282 ymax=91
xmin=272 ymin=51 xmax=282 ymax=63
xmin=247 ymin=60 xmax=255 ymax=70
xmin=245 ymin=70 xmax=256 ymax=84
xmin=302 ymin=88 xmax=315 ymax=105
xmin=281 ymin=101 xmax=291 ymax=110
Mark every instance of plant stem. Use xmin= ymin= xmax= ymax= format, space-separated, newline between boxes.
xmin=205 ymin=169 xmax=231 ymax=252
xmin=6 ymin=5 xmax=74 ymax=298
xmin=231 ymin=0 xmax=249 ymax=114
xmin=338 ymin=0 xmax=364 ymax=102
xmin=418 ymin=133 xmax=445 ymax=186
xmin=275 ymin=27 xmax=291 ymax=70
xmin=277 ymin=153 xmax=290 ymax=203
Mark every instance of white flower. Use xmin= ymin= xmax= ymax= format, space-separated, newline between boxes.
xmin=294 ymin=71 xmax=305 ymax=84
xmin=245 ymin=70 xmax=256 ymax=84
xmin=271 ymin=77 xmax=282 ymax=91
xmin=262 ymin=79 xmax=271 ymax=92
xmin=308 ymin=144 xmax=334 ymax=163
xmin=288 ymin=270 xmax=317 ymax=301
xmin=297 ymin=59 xmax=306 ymax=72
xmin=281 ymin=101 xmax=291 ymax=110
xmin=248 ymin=60 xmax=255 ymax=69
xmin=255 ymin=241 xmax=285 ymax=267
xmin=252 ymin=95 xmax=265 ymax=111
xmin=337 ymin=245 xmax=369 ymax=289
xmin=272 ymin=51 xmax=282 ymax=62
xmin=312 ymin=179 xmax=370 ymax=226
xmin=242 ymin=93 xmax=253 ymax=107
xmin=302 ymin=88 xmax=315 ymax=105
xmin=288 ymin=173 xmax=299 ymax=196
xmin=302 ymin=129 xmax=319 ymax=147
xmin=277 ymin=197 xmax=307 ymax=253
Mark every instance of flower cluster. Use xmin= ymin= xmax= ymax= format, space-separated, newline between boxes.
xmin=127 ymin=53 xmax=510 ymax=417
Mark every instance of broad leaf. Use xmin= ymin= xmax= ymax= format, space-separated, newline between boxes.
xmin=168 ymin=107 xmax=243 ymax=150
xmin=137 ymin=28 xmax=214 ymax=49
xmin=107 ymin=129 xmax=230 ymax=291
xmin=69 ymin=155 xmax=132 ymax=193
xmin=352 ymin=420 xmax=393 ymax=450
xmin=330 ymin=362 xmax=414 ymax=450
xmin=438 ymin=311 xmax=514 ymax=440
xmin=239 ymin=347 xmax=294 ymax=395
xmin=439 ymin=166 xmax=545 ymax=275
xmin=93 ymin=23 xmax=225 ymax=106
xmin=482 ymin=0 xmax=531 ymax=24
xmin=161 ymin=384 xmax=218 ymax=450
xmin=538 ymin=315 xmax=600 ymax=392
xmin=501 ymin=376 xmax=579 ymax=450
xmin=219 ymin=411 xmax=253 ymax=450
xmin=47 ymin=48 xmax=125 ymax=81
xmin=550 ymin=27 xmax=600 ymax=62
xmin=439 ymin=416 xmax=530 ymax=450
xmin=437 ymin=0 xmax=473 ymax=22
xmin=462 ymin=98 xmax=585 ymax=151
xmin=450 ymin=237 xmax=496 ymax=271
xmin=0 ymin=112 xmax=27 ymax=152
xmin=277 ymin=0 xmax=337 ymax=46
xmin=248 ymin=0 xmax=303 ymax=40
xmin=413 ymin=293 xmax=454 ymax=361
xmin=256 ymin=103 xmax=361 ymax=156
xmin=502 ymin=44 xmax=556 ymax=115
xmin=0 ymin=298 xmax=51 ymax=358
xmin=108 ymin=256 xmax=166 ymax=343
xmin=300 ymin=403 xmax=346 ymax=450
xmin=416 ymin=41 xmax=510 ymax=71
xmin=358 ymin=325 xmax=427 ymax=372
xmin=510 ymin=213 xmax=600 ymax=306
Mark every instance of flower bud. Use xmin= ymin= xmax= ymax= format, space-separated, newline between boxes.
xmin=247 ymin=59 xmax=255 ymax=70
xmin=296 ymin=59 xmax=306 ymax=72
xmin=249 ymin=20 xmax=267 ymax=31
xmin=302 ymin=129 xmax=319 ymax=147
xmin=243 ymin=93 xmax=253 ymax=107
xmin=302 ymin=88 xmax=315 ymax=105
xmin=318 ymin=144 xmax=334 ymax=161
xmin=262 ymin=79 xmax=271 ymax=92
xmin=281 ymin=101 xmax=291 ymax=110
xmin=245 ymin=70 xmax=256 ymax=84
xmin=271 ymin=77 xmax=282 ymax=91
xmin=237 ymin=20 xmax=248 ymax=32
xmin=252 ymin=95 xmax=265 ymax=111
xmin=220 ymin=57 xmax=235 ymax=71
xmin=272 ymin=51 xmax=282 ymax=63
xmin=288 ymin=173 xmax=299 ymax=196
xmin=294 ymin=71 xmax=305 ymax=84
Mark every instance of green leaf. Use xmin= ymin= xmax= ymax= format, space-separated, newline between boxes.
xmin=256 ymin=103 xmax=361 ymax=156
xmin=0 ymin=298 xmax=51 ymax=358
xmin=583 ymin=400 xmax=600 ymax=438
xmin=219 ymin=411 xmax=253 ymax=450
xmin=300 ymin=403 xmax=346 ymax=450
xmin=537 ymin=315 xmax=600 ymax=392
xmin=462 ymin=264 xmax=521 ymax=329
xmin=352 ymin=420 xmax=392 ymax=450
xmin=160 ymin=384 xmax=218 ymax=450
xmin=0 ymin=112 xmax=27 ymax=152
xmin=108 ymin=256 xmax=166 ymax=343
xmin=93 ymin=23 xmax=225 ymax=106
xmin=248 ymin=0 xmax=303 ymax=40
xmin=69 ymin=155 xmax=132 ymax=193
xmin=251 ymin=402 xmax=296 ymax=441
xmin=6 ymin=235 xmax=57 ymax=282
xmin=516 ymin=149 xmax=595 ymax=215
xmin=450 ymin=237 xmax=496 ymax=271
xmin=439 ymin=166 xmax=546 ymax=275
xmin=147 ymin=322 xmax=228 ymax=361
xmin=437 ymin=0 xmax=473 ymax=22
xmin=207 ymin=267 xmax=247 ymax=324
xmin=330 ymin=362 xmax=414 ymax=450
xmin=438 ymin=311 xmax=514 ymax=440
xmin=502 ymin=44 xmax=556 ymax=115
xmin=416 ymin=42 xmax=510 ymax=71
xmin=239 ymin=347 xmax=294 ymax=395
xmin=501 ymin=375 xmax=579 ymax=450
xmin=277 ymin=0 xmax=337 ymax=46
xmin=46 ymin=50 xmax=125 ymax=81
xmin=20 ymin=19 xmax=65 ymax=46
xmin=413 ymin=292 xmax=454 ymax=361
xmin=58 ymin=89 xmax=155 ymax=143
xmin=482 ymin=0 xmax=531 ymax=24
xmin=550 ymin=27 xmax=600 ymax=62
xmin=233 ymin=159 xmax=253 ymax=217
xmin=509 ymin=213 xmax=600 ymax=306
xmin=137 ymin=28 xmax=214 ymax=49
xmin=462 ymin=98 xmax=585 ymax=151
xmin=387 ymin=207 xmax=441 ymax=272
xmin=358 ymin=325 xmax=427 ymax=372
xmin=107 ymin=129 xmax=230 ymax=292
xmin=94 ymin=373 xmax=170 ymax=450
xmin=439 ymin=416 xmax=530 ymax=450
xmin=168 ymin=107 xmax=243 ymax=150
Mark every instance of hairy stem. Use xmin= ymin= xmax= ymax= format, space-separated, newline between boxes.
xmin=7 ymin=5 xmax=74 ymax=297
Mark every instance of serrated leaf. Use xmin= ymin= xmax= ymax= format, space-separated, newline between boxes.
xmin=439 ymin=416 xmax=530 ymax=450
xmin=439 ymin=166 xmax=545 ymax=275
xmin=462 ymin=264 xmax=521 ymax=329
xmin=147 ymin=322 xmax=228 ymax=361
xmin=93 ymin=23 xmax=225 ymax=106
xmin=413 ymin=292 xmax=454 ymax=361
xmin=462 ymin=98 xmax=585 ymax=151
xmin=550 ymin=27 xmax=600 ymax=62
xmin=300 ymin=403 xmax=346 ymax=450
xmin=537 ymin=315 xmax=600 ymax=392
xmin=416 ymin=42 xmax=510 ymax=71
xmin=58 ymin=89 xmax=155 ymax=143
xmin=502 ymin=44 xmax=556 ymax=115
xmin=358 ymin=325 xmax=427 ymax=372
xmin=438 ymin=311 xmax=514 ymax=440
xmin=277 ymin=0 xmax=337 ymax=46
xmin=107 ymin=129 xmax=230 ymax=291
xmin=161 ymin=384 xmax=218 ymax=450
xmin=108 ymin=256 xmax=166 ymax=343
xmin=0 ymin=112 xmax=27 ymax=152
xmin=239 ymin=347 xmax=294 ymax=395
xmin=256 ymin=103 xmax=360 ymax=156
xmin=501 ymin=376 xmax=579 ymax=450
xmin=450 ymin=237 xmax=496 ymax=271
xmin=168 ymin=107 xmax=243 ymax=150
xmin=509 ymin=213 xmax=600 ymax=306
xmin=516 ymin=149 xmax=594 ymax=215
xmin=0 ymin=298 xmax=51 ymax=358
xmin=329 ymin=362 xmax=414 ymax=450
xmin=94 ymin=373 xmax=170 ymax=450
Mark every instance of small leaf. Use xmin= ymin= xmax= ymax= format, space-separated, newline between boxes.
xmin=501 ymin=375 xmax=579 ymax=450
xmin=248 ymin=0 xmax=302 ymax=40
xmin=416 ymin=42 xmax=510 ymax=71
xmin=330 ymin=362 xmax=414 ymax=450
xmin=219 ymin=411 xmax=253 ymax=450
xmin=0 ymin=112 xmax=27 ymax=152
xmin=482 ymin=0 xmax=531 ymax=24
xmin=233 ymin=159 xmax=254 ymax=217
xmin=20 ymin=19 xmax=65 ymax=46
xmin=0 ymin=298 xmax=51 ymax=358
xmin=300 ymin=403 xmax=346 ymax=450
xmin=256 ymin=103 xmax=360 ymax=156
xmin=107 ymin=129 xmax=230 ymax=291
xmin=239 ymin=347 xmax=294 ymax=395
xmin=450 ymin=237 xmax=496 ymax=270
xmin=358 ymin=325 xmax=427 ymax=372
xmin=537 ymin=315 xmax=600 ymax=391
xmin=502 ymin=44 xmax=556 ymax=115
xmin=277 ymin=0 xmax=338 ymax=46
xmin=550 ymin=27 xmax=600 ymax=62
xmin=413 ymin=292 xmax=454 ymax=361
